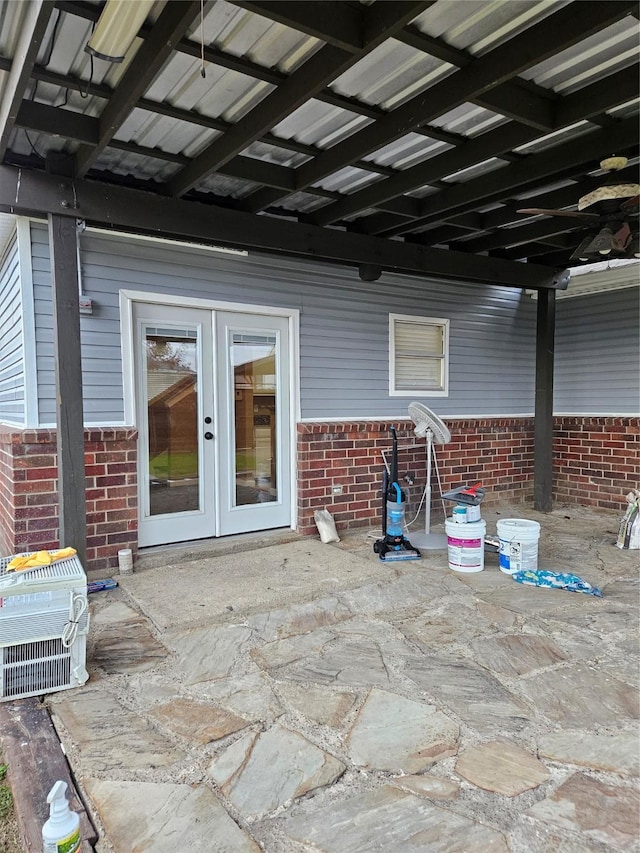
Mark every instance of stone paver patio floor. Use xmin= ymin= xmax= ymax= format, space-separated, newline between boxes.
xmin=46 ymin=504 xmax=639 ymax=852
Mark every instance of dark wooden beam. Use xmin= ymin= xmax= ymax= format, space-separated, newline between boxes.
xmin=54 ymin=0 xmax=459 ymax=152
xmin=556 ymin=62 xmax=640 ymax=128
xmin=395 ymin=26 xmax=556 ymax=131
xmin=243 ymin=1 xmax=636 ymax=213
xmin=75 ymin=1 xmax=200 ymax=176
xmin=534 ymin=289 xmax=556 ymax=511
xmin=499 ymin=236 xmax=576 ymax=261
xmin=0 ymin=0 xmax=55 ymax=159
xmin=310 ymin=122 xmax=537 ymax=227
xmin=0 ymin=164 xmax=569 ymax=289
xmin=310 ymin=65 xmax=640 ymax=228
xmin=233 ymin=1 xmax=367 ymax=51
xmin=16 ymin=63 xmax=408 ymax=181
xmin=168 ymin=2 xmax=428 ymax=196
xmin=378 ymin=118 xmax=639 ymax=236
xmin=455 ymin=219 xmax=582 ymax=255
xmin=47 ymin=206 xmax=87 ymax=566
xmin=14 ymin=100 xmax=427 ymax=216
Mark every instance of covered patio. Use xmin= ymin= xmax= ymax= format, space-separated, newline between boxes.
xmin=3 ymin=502 xmax=638 ymax=851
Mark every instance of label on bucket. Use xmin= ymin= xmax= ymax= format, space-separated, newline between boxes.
xmin=447 ymin=535 xmax=483 ymax=570
xmin=499 ymin=538 xmax=538 ymax=573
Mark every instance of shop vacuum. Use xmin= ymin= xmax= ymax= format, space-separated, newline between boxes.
xmin=373 ymin=427 xmax=421 ymax=562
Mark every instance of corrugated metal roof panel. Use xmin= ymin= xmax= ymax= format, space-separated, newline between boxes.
xmin=277 ymin=192 xmax=333 ymax=214
xmin=429 ymin=103 xmax=509 ymax=137
xmin=93 ymin=147 xmax=180 ymax=183
xmin=242 ymin=141 xmax=310 ymax=169
xmin=522 ymin=18 xmax=639 ymax=93
xmin=203 ymin=0 xmax=321 ymax=74
xmin=363 ymin=133 xmax=453 ymax=169
xmin=441 ymin=157 xmax=506 ymax=184
xmin=0 ymin=0 xmax=25 ymax=56
xmin=312 ymin=166 xmax=383 ymax=195
xmin=513 ymin=121 xmax=593 ymax=156
xmin=198 ymin=173 xmax=259 ymax=198
xmin=331 ymin=39 xmax=454 ymax=110
xmin=272 ymin=101 xmax=372 ymax=149
xmin=413 ymin=0 xmax=570 ymax=56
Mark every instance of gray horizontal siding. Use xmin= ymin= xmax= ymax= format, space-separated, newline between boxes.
xmin=554 ymin=287 xmax=640 ymax=414
xmin=0 ymin=229 xmax=24 ymax=424
xmin=35 ymin=222 xmax=630 ymax=424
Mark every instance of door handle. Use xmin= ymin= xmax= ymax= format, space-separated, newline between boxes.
xmin=204 ymin=432 xmax=214 ymax=440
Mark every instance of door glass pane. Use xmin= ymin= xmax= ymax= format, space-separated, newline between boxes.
xmin=145 ymin=327 xmax=199 ymax=516
xmin=231 ymin=332 xmax=277 ymax=507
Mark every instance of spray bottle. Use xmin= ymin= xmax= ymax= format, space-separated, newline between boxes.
xmin=42 ymin=781 xmax=81 ymax=853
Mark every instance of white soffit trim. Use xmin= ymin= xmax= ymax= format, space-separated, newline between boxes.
xmin=528 ymin=260 xmax=640 ymax=300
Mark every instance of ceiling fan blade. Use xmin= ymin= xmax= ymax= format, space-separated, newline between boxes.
xmin=517 ymin=208 xmax=599 ymax=221
xmin=620 ymin=195 xmax=640 ymax=212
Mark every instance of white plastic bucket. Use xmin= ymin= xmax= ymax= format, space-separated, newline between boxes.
xmin=497 ymin=518 xmax=540 ymax=574
xmin=445 ymin=518 xmax=486 ymax=573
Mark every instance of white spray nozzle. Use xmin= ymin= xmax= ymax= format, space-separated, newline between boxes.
xmin=47 ymin=781 xmax=69 ymax=821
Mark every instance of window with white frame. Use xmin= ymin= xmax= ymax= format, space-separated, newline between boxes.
xmin=389 ymin=314 xmax=449 ymax=396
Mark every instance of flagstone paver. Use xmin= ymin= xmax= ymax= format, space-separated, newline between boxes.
xmin=346 ymin=688 xmax=459 ymax=772
xmin=403 ymin=656 xmax=532 ymax=732
xmin=84 ymin=779 xmax=260 ymax=852
xmin=149 ymin=698 xmax=249 ymax=745
xmin=247 ymin=595 xmax=352 ymax=641
xmin=279 ymin=785 xmax=508 ymax=852
xmin=168 ymin=623 xmax=254 ymax=684
xmin=34 ymin=506 xmax=640 ymax=852
xmin=276 ymin=682 xmax=357 ymax=727
xmin=396 ymin=601 xmax=492 ymax=650
xmin=197 ymin=670 xmax=284 ymax=721
xmin=340 ymin=572 xmax=450 ymax=617
xmin=455 ymin=740 xmax=551 ymax=796
xmin=517 ymin=662 xmax=639 ymax=727
xmin=50 ymin=686 xmax=185 ymax=772
xmin=537 ymin=730 xmax=640 ymax=776
xmin=470 ymin=633 xmax=568 ymax=677
xmin=270 ymin=624 xmax=415 ymax=688
xmin=88 ymin=607 xmax=168 ymax=675
xmin=390 ymin=774 xmax=460 ymax=799
xmin=209 ymin=724 xmax=345 ymax=817
xmin=525 ymin=772 xmax=640 ymax=849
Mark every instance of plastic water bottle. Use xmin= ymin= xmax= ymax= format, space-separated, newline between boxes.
xmin=42 ymin=781 xmax=81 ymax=853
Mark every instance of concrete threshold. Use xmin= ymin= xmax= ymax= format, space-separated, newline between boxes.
xmin=130 ymin=527 xmax=302 ymax=573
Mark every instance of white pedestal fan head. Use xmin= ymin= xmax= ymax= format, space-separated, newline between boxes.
xmin=408 ymin=402 xmax=451 ymax=444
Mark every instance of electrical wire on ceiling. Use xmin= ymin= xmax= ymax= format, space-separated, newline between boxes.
xmin=200 ymin=0 xmax=206 ymax=79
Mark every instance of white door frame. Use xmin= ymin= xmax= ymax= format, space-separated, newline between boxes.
xmin=120 ymin=290 xmax=300 ymax=543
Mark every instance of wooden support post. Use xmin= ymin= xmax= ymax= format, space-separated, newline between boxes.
xmin=48 ymin=212 xmax=87 ymax=567
xmin=534 ymin=288 xmax=556 ymax=511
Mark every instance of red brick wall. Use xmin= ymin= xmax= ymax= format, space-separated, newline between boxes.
xmin=0 ymin=426 xmax=137 ymax=573
xmin=297 ymin=416 xmax=639 ymax=535
xmin=1 ymin=417 xmax=636 ymax=564
xmin=554 ymin=417 xmax=639 ymax=510
xmin=297 ymin=418 xmax=537 ymax=536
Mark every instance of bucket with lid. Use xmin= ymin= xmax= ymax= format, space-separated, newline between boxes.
xmin=496 ymin=518 xmax=540 ymax=574
xmin=445 ymin=518 xmax=486 ymax=573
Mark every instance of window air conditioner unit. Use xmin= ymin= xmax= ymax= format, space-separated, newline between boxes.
xmin=0 ymin=554 xmax=90 ymax=701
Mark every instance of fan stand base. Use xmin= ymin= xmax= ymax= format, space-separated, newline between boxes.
xmin=409 ymin=532 xmax=448 ymax=550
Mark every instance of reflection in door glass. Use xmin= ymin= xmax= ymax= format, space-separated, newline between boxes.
xmin=231 ymin=333 xmax=277 ymax=507
xmin=145 ymin=327 xmax=199 ymax=516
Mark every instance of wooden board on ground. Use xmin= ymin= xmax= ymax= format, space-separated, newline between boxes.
xmin=0 ymin=697 xmax=97 ymax=851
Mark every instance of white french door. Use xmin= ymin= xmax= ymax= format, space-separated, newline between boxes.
xmin=133 ymin=302 xmax=292 ymax=547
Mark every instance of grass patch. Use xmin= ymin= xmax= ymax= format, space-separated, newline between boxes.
xmin=149 ymin=450 xmax=198 ymax=480
xmin=0 ymin=756 xmax=22 ymax=852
